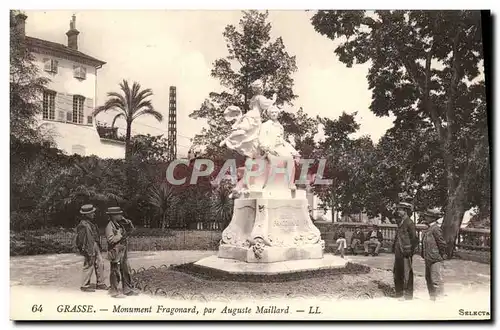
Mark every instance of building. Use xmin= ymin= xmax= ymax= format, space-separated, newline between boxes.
xmin=16 ymin=13 xmax=125 ymax=159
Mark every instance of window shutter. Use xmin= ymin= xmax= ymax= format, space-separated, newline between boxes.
xmin=82 ymin=67 xmax=87 ymax=79
xmin=87 ymin=116 xmax=93 ymax=125
xmin=73 ymin=65 xmax=78 ymax=78
xmin=54 ymin=92 xmax=63 ymax=113
xmin=43 ymin=58 xmax=51 ymax=72
xmin=66 ymin=111 xmax=73 ymax=122
xmin=53 ymin=60 xmax=59 ymax=73
xmin=57 ymin=110 xmax=65 ymax=122
xmin=85 ymin=98 xmax=94 ymax=119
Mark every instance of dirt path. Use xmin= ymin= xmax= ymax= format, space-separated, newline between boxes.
xmin=10 ymin=251 xmax=214 ymax=288
xmin=10 ymin=250 xmax=490 ymax=320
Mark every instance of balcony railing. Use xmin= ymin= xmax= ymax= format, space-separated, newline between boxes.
xmin=315 ymin=221 xmax=491 ymax=254
xmin=96 ymin=122 xmax=126 ymax=143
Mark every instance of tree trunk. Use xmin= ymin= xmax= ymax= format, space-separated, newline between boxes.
xmin=441 ymin=139 xmax=486 ymax=256
xmin=125 ymin=121 xmax=132 ymax=161
xmin=124 ymin=121 xmax=134 ymax=200
xmin=441 ymin=183 xmax=466 ymax=257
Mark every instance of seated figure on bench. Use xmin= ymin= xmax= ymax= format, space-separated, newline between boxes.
xmin=350 ymin=228 xmax=365 ymax=255
xmin=364 ymin=224 xmax=383 ymax=256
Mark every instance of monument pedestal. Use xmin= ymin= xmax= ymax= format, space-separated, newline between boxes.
xmin=195 ymin=254 xmax=347 ymax=275
xmin=217 ymin=189 xmax=325 ymax=263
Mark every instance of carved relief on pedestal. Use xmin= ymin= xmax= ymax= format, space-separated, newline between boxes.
xmin=252 ymin=237 xmax=266 ymax=259
xmin=302 ymin=203 xmax=322 ymax=244
xmin=221 ymin=230 xmax=251 ymax=248
xmin=220 ymin=203 xmax=256 ymax=247
xmin=249 ymin=200 xmax=271 ymax=258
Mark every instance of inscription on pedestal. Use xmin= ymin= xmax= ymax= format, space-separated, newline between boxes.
xmin=220 ymin=197 xmax=323 ymax=262
xmin=273 ymin=214 xmax=300 ymax=227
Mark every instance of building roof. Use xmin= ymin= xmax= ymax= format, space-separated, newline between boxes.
xmin=26 ymin=36 xmax=106 ymax=67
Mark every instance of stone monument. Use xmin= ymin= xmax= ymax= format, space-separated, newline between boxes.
xmin=196 ymin=79 xmax=345 ymax=273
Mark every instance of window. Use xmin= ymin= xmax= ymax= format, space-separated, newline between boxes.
xmin=73 ymin=65 xmax=87 ymax=80
xmin=42 ymin=90 xmax=56 ymax=120
xmin=72 ymin=95 xmax=85 ymax=124
xmin=43 ymin=59 xmax=58 ymax=73
xmin=87 ymin=116 xmax=93 ymax=125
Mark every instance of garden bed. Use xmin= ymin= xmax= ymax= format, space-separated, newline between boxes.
xmin=131 ymin=262 xmax=398 ymax=301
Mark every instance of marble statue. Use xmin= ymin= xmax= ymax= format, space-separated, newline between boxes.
xmin=215 ymin=79 xmax=325 ymax=264
xmin=259 ymin=105 xmax=300 ymax=192
xmin=220 ymin=79 xmax=277 ymax=197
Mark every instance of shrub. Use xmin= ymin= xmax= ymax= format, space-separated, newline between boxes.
xmin=10 ymin=232 xmax=75 ymax=256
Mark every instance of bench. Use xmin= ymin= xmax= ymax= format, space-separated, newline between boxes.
xmin=323 ymin=232 xmax=390 ymax=255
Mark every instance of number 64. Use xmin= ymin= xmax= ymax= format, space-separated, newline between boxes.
xmin=31 ymin=305 xmax=43 ymax=313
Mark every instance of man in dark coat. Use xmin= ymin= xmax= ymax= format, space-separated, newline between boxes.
xmin=392 ymin=202 xmax=418 ymax=300
xmin=105 ymin=207 xmax=138 ymax=298
xmin=74 ymin=204 xmax=108 ymax=292
xmin=419 ymin=209 xmax=447 ymax=301
xmin=364 ymin=224 xmax=383 ymax=256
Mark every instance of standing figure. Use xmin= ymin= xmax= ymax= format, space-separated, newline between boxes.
xmin=220 ymin=79 xmax=277 ymax=196
xmin=392 ymin=202 xmax=418 ymax=300
xmin=74 ymin=204 xmax=108 ymax=292
xmin=419 ymin=209 xmax=447 ymax=301
xmin=334 ymin=229 xmax=347 ymax=259
xmin=259 ymin=105 xmax=300 ymax=191
xmin=364 ymin=224 xmax=383 ymax=256
xmin=105 ymin=207 xmax=138 ymax=298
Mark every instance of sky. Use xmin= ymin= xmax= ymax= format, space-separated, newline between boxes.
xmin=24 ymin=10 xmax=395 ymax=157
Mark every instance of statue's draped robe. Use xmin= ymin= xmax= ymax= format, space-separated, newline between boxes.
xmin=223 ymin=95 xmax=275 ymax=158
xmin=259 ymin=119 xmax=299 ymax=190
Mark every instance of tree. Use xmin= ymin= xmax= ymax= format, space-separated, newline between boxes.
xmin=190 ymin=10 xmax=299 ymax=156
xmin=279 ymin=107 xmax=319 ymax=158
xmin=311 ymin=10 xmax=489 ymax=254
xmin=10 ymin=10 xmax=51 ymax=145
xmin=147 ymin=182 xmax=177 ymax=229
xmin=369 ymin=118 xmax=448 ymax=219
xmin=38 ymin=156 xmax=127 ymax=228
xmin=94 ymin=80 xmax=163 ymax=161
xmin=10 ymin=140 xmax=69 ymax=230
xmin=211 ymin=180 xmax=234 ymax=229
xmin=314 ymin=112 xmax=361 ymax=219
xmin=132 ymin=134 xmax=170 ymax=163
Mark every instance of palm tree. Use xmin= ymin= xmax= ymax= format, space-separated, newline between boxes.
xmin=148 ymin=182 xmax=177 ymax=229
xmin=94 ymin=80 xmax=163 ymax=161
xmin=211 ymin=181 xmax=234 ymax=229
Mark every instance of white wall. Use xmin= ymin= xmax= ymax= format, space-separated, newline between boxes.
xmin=39 ymin=121 xmax=125 ymax=159
xmin=32 ymin=52 xmax=124 ymax=159
xmin=34 ymin=53 xmax=97 ymax=109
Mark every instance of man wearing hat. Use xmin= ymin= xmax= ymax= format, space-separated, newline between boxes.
xmin=74 ymin=204 xmax=107 ymax=292
xmin=419 ymin=209 xmax=447 ymax=301
xmin=105 ymin=206 xmax=138 ymax=298
xmin=392 ymin=202 xmax=418 ymax=300
xmin=363 ymin=224 xmax=383 ymax=256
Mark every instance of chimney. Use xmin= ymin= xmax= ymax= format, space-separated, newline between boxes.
xmin=66 ymin=15 xmax=79 ymax=50
xmin=14 ymin=13 xmax=27 ymax=37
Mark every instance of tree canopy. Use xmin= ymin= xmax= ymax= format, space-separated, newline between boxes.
xmin=10 ymin=10 xmax=51 ymax=145
xmin=190 ymin=10 xmax=318 ymax=159
xmin=311 ymin=10 xmax=489 ymax=253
